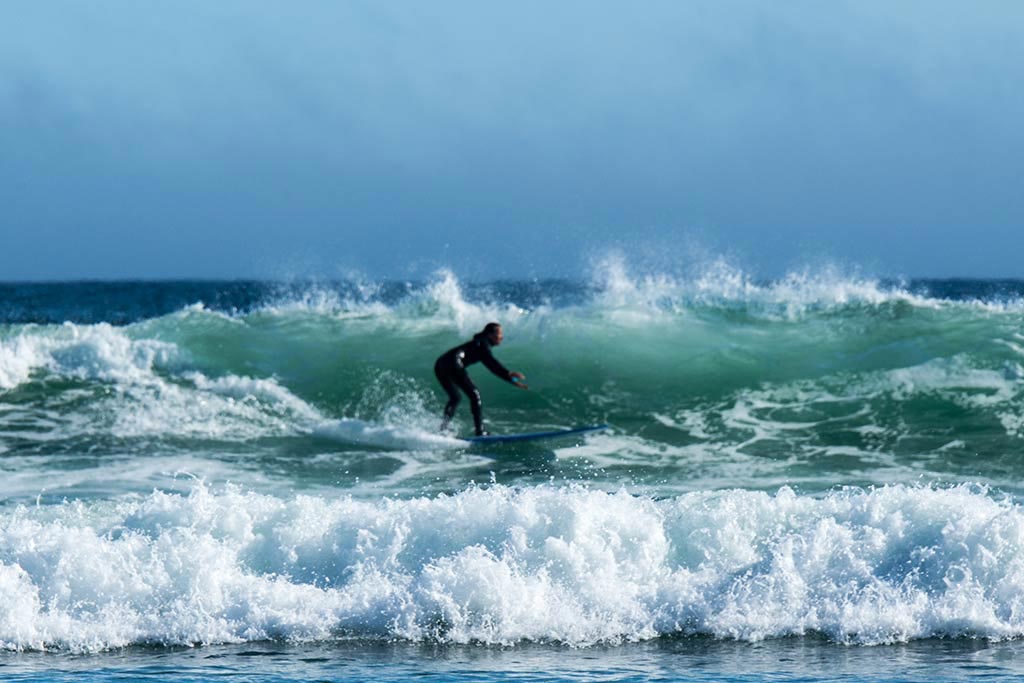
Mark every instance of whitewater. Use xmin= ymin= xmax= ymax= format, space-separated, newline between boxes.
xmin=4 ymin=263 xmax=1024 ymax=681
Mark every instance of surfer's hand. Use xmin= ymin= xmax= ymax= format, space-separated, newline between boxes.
xmin=510 ymin=372 xmax=528 ymax=389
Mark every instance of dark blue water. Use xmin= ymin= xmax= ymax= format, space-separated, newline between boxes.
xmin=4 ymin=639 xmax=1024 ymax=682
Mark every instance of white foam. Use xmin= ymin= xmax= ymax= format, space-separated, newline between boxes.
xmin=104 ymin=371 xmax=322 ymax=440
xmin=256 ymin=284 xmax=391 ymax=319
xmin=0 ymin=323 xmax=179 ymax=392
xmin=187 ymin=373 xmax=321 ymax=422
xmin=0 ymin=322 xmax=323 ymax=441
xmin=317 ymin=372 xmax=476 ymax=452
xmin=3 ymin=483 xmax=1024 ymax=651
xmin=589 ymin=254 xmax=939 ymax=321
xmin=396 ymin=270 xmax=529 ymax=335
xmin=0 ymin=333 xmax=49 ymax=390
xmin=314 ymin=418 xmax=466 ymax=450
xmin=249 ymin=270 xmax=529 ymax=336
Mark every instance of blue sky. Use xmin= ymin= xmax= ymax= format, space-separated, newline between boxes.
xmin=2 ymin=1 xmax=1022 ymax=280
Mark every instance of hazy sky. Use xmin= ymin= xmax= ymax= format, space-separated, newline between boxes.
xmin=2 ymin=1 xmax=1022 ymax=280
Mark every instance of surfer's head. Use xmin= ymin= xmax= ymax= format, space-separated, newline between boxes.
xmin=483 ymin=322 xmax=503 ymax=346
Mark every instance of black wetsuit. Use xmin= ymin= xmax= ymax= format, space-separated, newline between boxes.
xmin=434 ymin=332 xmax=515 ymax=435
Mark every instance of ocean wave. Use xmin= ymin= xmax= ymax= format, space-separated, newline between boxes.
xmin=1 ymin=269 xmax=1023 ymax=459
xmin=1 ymin=483 xmax=1023 ymax=651
xmin=0 ymin=322 xmax=181 ymax=392
xmin=0 ymin=322 xmax=322 ymax=442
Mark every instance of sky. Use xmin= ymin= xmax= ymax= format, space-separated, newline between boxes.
xmin=1 ymin=1 xmax=1023 ymax=281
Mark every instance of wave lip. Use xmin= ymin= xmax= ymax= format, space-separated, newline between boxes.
xmin=2 ymin=483 xmax=1024 ymax=651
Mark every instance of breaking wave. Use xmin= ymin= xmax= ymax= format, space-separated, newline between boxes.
xmin=2 ymin=484 xmax=1024 ymax=651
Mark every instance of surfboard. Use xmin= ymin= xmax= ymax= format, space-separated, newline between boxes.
xmin=461 ymin=424 xmax=609 ymax=444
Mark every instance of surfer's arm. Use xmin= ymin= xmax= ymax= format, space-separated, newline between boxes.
xmin=480 ymin=348 xmax=515 ymax=383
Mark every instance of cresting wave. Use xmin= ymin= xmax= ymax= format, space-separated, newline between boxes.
xmin=0 ymin=320 xmax=322 ymax=442
xmin=2 ymin=483 xmax=1023 ymax=651
xmin=1 ymin=267 xmax=1023 ymax=495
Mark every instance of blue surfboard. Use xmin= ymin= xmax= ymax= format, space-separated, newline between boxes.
xmin=462 ymin=424 xmax=609 ymax=445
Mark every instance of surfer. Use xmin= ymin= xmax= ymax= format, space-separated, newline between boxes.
xmin=434 ymin=322 xmax=527 ymax=436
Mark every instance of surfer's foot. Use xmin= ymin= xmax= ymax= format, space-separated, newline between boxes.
xmin=475 ymin=430 xmax=490 ymax=437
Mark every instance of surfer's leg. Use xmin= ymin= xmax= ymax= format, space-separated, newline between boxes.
xmin=454 ymin=372 xmax=484 ymax=435
xmin=434 ymin=365 xmax=461 ymax=431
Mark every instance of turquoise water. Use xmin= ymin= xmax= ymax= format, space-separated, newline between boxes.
xmin=3 ymin=265 xmax=1024 ymax=680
